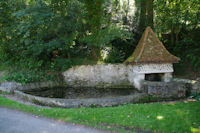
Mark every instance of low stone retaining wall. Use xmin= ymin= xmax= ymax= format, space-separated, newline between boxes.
xmin=143 ymin=81 xmax=187 ymax=98
xmin=0 ymin=78 xmax=199 ymax=108
xmin=0 ymin=81 xmax=61 ymax=93
xmin=13 ymin=90 xmax=146 ymax=108
xmin=173 ymin=78 xmax=200 ymax=94
xmin=0 ymin=81 xmax=145 ymax=107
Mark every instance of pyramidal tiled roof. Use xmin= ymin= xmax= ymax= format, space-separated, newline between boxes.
xmin=125 ymin=27 xmax=180 ymax=64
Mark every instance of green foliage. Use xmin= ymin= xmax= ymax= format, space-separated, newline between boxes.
xmin=0 ymin=0 xmax=25 ymax=60
xmin=104 ymin=47 xmax=126 ymax=63
xmin=0 ymin=0 xmax=134 ymax=69
xmin=0 ymin=0 xmax=85 ymax=69
xmin=154 ymin=0 xmax=200 ymax=34
xmin=103 ymin=28 xmax=135 ymax=63
xmin=81 ymin=26 xmax=132 ymax=48
xmin=4 ymin=70 xmax=56 ymax=84
xmin=174 ymin=36 xmax=200 ymax=70
xmin=51 ymin=58 xmax=72 ymax=71
xmin=12 ymin=0 xmax=82 ymax=59
xmin=154 ymin=0 xmax=200 ymax=70
xmin=84 ymin=0 xmax=105 ymax=33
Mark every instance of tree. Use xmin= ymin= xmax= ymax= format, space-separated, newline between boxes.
xmin=154 ymin=0 xmax=200 ymax=46
xmin=154 ymin=0 xmax=200 ymax=70
xmin=84 ymin=0 xmax=105 ymax=60
xmin=138 ymin=0 xmax=154 ymax=33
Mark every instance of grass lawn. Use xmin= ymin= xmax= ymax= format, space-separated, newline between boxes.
xmin=0 ymin=95 xmax=200 ymax=133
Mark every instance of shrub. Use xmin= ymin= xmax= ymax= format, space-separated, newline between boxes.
xmin=4 ymin=70 xmax=56 ymax=84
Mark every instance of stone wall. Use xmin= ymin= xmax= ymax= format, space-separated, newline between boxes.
xmin=143 ymin=81 xmax=187 ymax=98
xmin=62 ymin=64 xmax=174 ymax=90
xmin=62 ymin=64 xmax=138 ymax=89
xmin=173 ymin=78 xmax=200 ymax=94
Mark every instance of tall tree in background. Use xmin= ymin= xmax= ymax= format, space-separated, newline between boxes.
xmin=138 ymin=0 xmax=154 ymax=33
xmin=84 ymin=0 xmax=105 ymax=60
xmin=154 ymin=0 xmax=200 ymax=46
xmin=146 ymin=0 xmax=153 ymax=28
xmin=154 ymin=0 xmax=200 ymax=70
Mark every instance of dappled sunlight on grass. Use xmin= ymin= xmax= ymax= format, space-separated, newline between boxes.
xmin=191 ymin=127 xmax=200 ymax=133
xmin=156 ymin=115 xmax=164 ymax=120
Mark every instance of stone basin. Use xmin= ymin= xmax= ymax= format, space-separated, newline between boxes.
xmin=0 ymin=78 xmax=198 ymax=108
xmin=22 ymin=87 xmax=137 ymax=99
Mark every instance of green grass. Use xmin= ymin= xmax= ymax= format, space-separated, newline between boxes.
xmin=0 ymin=95 xmax=200 ymax=133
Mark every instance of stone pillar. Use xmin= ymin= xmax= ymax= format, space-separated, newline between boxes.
xmin=133 ymin=73 xmax=145 ymax=90
xmin=163 ymin=73 xmax=173 ymax=82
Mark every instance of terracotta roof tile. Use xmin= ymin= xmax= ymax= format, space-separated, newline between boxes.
xmin=125 ymin=27 xmax=180 ymax=64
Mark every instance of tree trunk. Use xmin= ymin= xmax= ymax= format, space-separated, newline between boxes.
xmin=171 ymin=29 xmax=175 ymax=47
xmin=139 ymin=0 xmax=147 ymax=33
xmin=67 ymin=51 xmax=71 ymax=59
xmin=91 ymin=46 xmax=100 ymax=61
xmin=146 ymin=0 xmax=154 ymax=28
xmin=138 ymin=0 xmax=154 ymax=33
xmin=85 ymin=0 xmax=104 ymax=61
xmin=175 ymin=32 xmax=179 ymax=45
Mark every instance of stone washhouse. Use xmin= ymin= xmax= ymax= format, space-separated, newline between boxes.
xmin=124 ymin=26 xmax=180 ymax=88
xmin=63 ymin=27 xmax=181 ymax=90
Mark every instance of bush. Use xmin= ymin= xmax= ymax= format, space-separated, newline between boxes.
xmin=104 ymin=33 xmax=135 ymax=63
xmin=0 ymin=0 xmax=85 ymax=68
xmin=4 ymin=70 xmax=56 ymax=84
xmin=51 ymin=58 xmax=72 ymax=71
xmin=104 ymin=47 xmax=126 ymax=63
xmin=174 ymin=35 xmax=200 ymax=71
